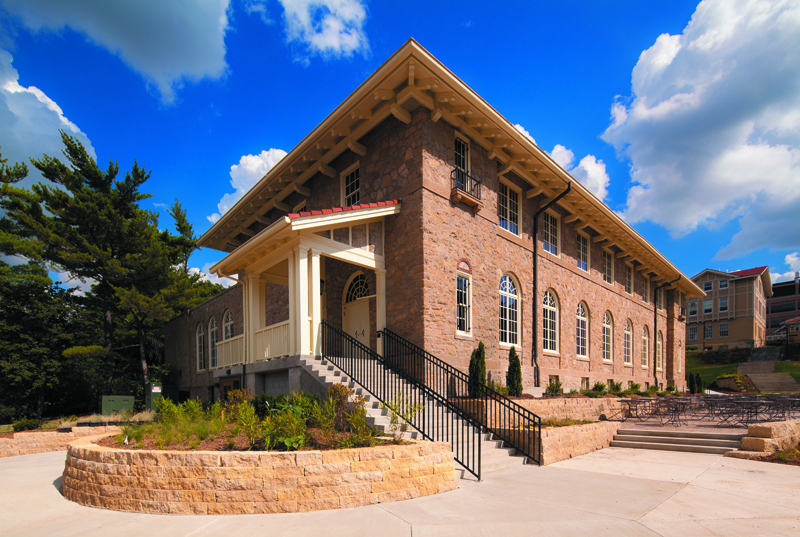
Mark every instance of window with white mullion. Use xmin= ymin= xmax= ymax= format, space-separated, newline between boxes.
xmin=656 ymin=332 xmax=663 ymax=370
xmin=603 ymin=251 xmax=613 ymax=284
xmin=576 ymin=233 xmax=588 ymax=271
xmin=602 ymin=312 xmax=613 ymax=362
xmin=498 ymin=182 xmax=519 ymax=235
xmin=209 ymin=317 xmax=218 ymax=368
xmin=455 ymin=136 xmax=469 ymax=173
xmin=624 ymin=265 xmax=633 ymax=294
xmin=576 ymin=302 xmax=588 ymax=358
xmin=499 ymin=275 xmax=519 ymax=345
xmin=196 ymin=324 xmax=205 ymax=371
xmin=456 ymin=273 xmax=471 ymax=334
xmin=543 ymin=212 xmax=559 ymax=256
xmin=624 ymin=320 xmax=632 ymax=364
xmin=641 ymin=327 xmax=650 ymax=368
xmin=543 ymin=290 xmax=558 ymax=352
xmin=343 ymin=167 xmax=360 ymax=206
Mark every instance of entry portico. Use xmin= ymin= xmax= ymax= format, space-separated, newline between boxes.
xmin=210 ymin=201 xmax=400 ymax=374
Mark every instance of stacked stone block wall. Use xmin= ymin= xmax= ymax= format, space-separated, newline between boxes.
xmin=726 ymin=419 xmax=800 ymax=459
xmin=540 ymin=422 xmax=621 ymax=465
xmin=516 ymin=398 xmax=625 ymax=421
xmin=0 ymin=426 xmax=120 ymax=458
xmin=62 ymin=437 xmax=457 ymax=515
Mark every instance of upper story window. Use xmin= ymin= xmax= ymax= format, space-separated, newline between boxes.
xmin=342 ymin=163 xmax=360 ymax=207
xmin=720 ymin=323 xmax=729 ymax=337
xmin=704 ymin=324 xmax=713 ymax=339
xmin=656 ymin=287 xmax=663 ymax=309
xmin=703 ymin=281 xmax=713 ymax=292
xmin=703 ymin=299 xmax=713 ymax=314
xmin=719 ymin=296 xmax=729 ymax=312
xmin=576 ymin=233 xmax=589 ymax=272
xmin=656 ymin=331 xmax=663 ymax=370
xmin=643 ymin=275 xmax=650 ymax=304
xmin=624 ymin=265 xmax=633 ymax=294
xmin=209 ymin=317 xmax=218 ymax=369
xmin=543 ymin=212 xmax=559 ymax=256
xmin=603 ymin=251 xmax=614 ymax=284
xmin=455 ymin=135 xmax=470 ymax=173
xmin=689 ymin=301 xmax=697 ymax=316
xmin=456 ymin=272 xmax=471 ymax=335
xmin=719 ymin=279 xmax=728 ymax=289
xmin=499 ymin=274 xmax=520 ymax=346
xmin=543 ymin=290 xmax=559 ymax=352
xmin=602 ymin=312 xmax=613 ymax=362
xmin=641 ymin=326 xmax=650 ymax=368
xmin=223 ymin=310 xmax=234 ymax=340
xmin=689 ymin=326 xmax=698 ymax=340
xmin=576 ymin=302 xmax=588 ymax=358
xmin=498 ymin=181 xmax=520 ymax=236
xmin=624 ymin=320 xmax=633 ymax=364
xmin=196 ymin=324 xmax=205 ymax=371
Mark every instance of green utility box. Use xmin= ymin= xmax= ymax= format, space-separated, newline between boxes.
xmin=101 ymin=395 xmax=135 ymax=416
xmin=145 ymin=382 xmax=163 ymax=411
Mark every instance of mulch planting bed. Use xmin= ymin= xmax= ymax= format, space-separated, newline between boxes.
xmin=752 ymin=443 xmax=800 ymax=466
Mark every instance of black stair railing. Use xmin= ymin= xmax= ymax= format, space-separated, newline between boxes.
xmin=321 ymin=320 xmax=482 ymax=479
xmin=381 ymin=327 xmax=542 ymax=465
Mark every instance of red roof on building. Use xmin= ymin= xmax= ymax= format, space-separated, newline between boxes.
xmin=781 ymin=315 xmax=800 ymax=325
xmin=288 ymin=200 xmax=400 ymax=219
xmin=729 ymin=266 xmax=768 ymax=278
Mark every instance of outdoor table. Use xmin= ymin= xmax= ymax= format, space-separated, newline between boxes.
xmin=657 ymin=398 xmax=691 ymax=427
xmin=619 ymin=398 xmax=653 ymax=422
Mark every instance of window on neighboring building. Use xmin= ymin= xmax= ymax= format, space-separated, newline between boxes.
xmin=543 ymin=290 xmax=558 ymax=352
xmin=576 ymin=233 xmax=588 ymax=271
xmin=703 ymin=281 xmax=713 ymax=292
xmin=603 ymin=251 xmax=613 ymax=284
xmin=656 ymin=331 xmax=663 ymax=370
xmin=719 ymin=296 xmax=729 ymax=313
xmin=718 ymin=345 xmax=728 ymax=350
xmin=196 ymin=324 xmax=205 ymax=371
xmin=499 ymin=274 xmax=519 ymax=346
xmin=498 ymin=182 xmax=520 ymax=236
xmin=704 ymin=324 xmax=713 ymax=339
xmin=456 ymin=273 xmax=471 ymax=334
xmin=719 ymin=279 xmax=728 ymax=289
xmin=641 ymin=326 xmax=650 ymax=368
xmin=689 ymin=301 xmax=697 ymax=316
xmin=602 ymin=312 xmax=613 ymax=362
xmin=720 ymin=323 xmax=729 ymax=337
xmin=209 ymin=317 xmax=218 ymax=369
xmin=689 ymin=326 xmax=698 ymax=340
xmin=624 ymin=265 xmax=633 ymax=294
xmin=342 ymin=165 xmax=360 ymax=206
xmin=703 ymin=299 xmax=713 ymax=314
xmin=223 ymin=310 xmax=234 ymax=340
xmin=624 ymin=320 xmax=632 ymax=364
xmin=576 ymin=302 xmax=588 ymax=358
xmin=542 ymin=212 xmax=559 ymax=256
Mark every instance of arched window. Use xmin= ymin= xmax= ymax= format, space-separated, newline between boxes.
xmin=196 ymin=324 xmax=205 ymax=371
xmin=656 ymin=331 xmax=663 ymax=370
xmin=624 ymin=320 xmax=633 ymax=365
xmin=576 ymin=302 xmax=588 ymax=358
xmin=602 ymin=312 xmax=613 ymax=362
xmin=543 ymin=290 xmax=559 ymax=352
xmin=346 ymin=273 xmax=370 ymax=303
xmin=223 ymin=310 xmax=234 ymax=340
xmin=641 ymin=326 xmax=650 ymax=368
xmin=209 ymin=317 xmax=218 ymax=369
xmin=499 ymin=274 xmax=519 ymax=345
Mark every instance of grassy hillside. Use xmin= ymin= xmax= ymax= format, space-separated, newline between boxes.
xmin=774 ymin=361 xmax=800 ymax=384
xmin=685 ymin=355 xmax=738 ymax=386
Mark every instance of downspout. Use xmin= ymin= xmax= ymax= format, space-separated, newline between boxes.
xmin=532 ymin=182 xmax=572 ymax=387
xmin=221 ymin=273 xmax=248 ymax=393
xmin=654 ymin=275 xmax=681 ymax=389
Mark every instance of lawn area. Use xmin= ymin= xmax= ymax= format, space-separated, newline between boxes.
xmin=685 ymin=355 xmax=739 ymax=386
xmin=0 ymin=419 xmax=63 ymax=434
xmin=774 ymin=361 xmax=800 ymax=385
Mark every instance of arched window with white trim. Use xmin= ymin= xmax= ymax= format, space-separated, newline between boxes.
xmin=642 ymin=326 xmax=650 ymax=368
xmin=656 ymin=331 xmax=663 ymax=370
xmin=499 ymin=274 xmax=520 ymax=345
xmin=196 ymin=324 xmax=205 ymax=371
xmin=346 ymin=273 xmax=370 ymax=303
xmin=624 ymin=320 xmax=633 ymax=365
xmin=209 ymin=317 xmax=218 ymax=369
xmin=223 ymin=310 xmax=234 ymax=340
xmin=543 ymin=290 xmax=559 ymax=352
xmin=602 ymin=312 xmax=613 ymax=362
xmin=576 ymin=302 xmax=588 ymax=358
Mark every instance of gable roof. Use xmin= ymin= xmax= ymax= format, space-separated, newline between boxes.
xmin=691 ymin=266 xmax=772 ymax=298
xmin=729 ymin=266 xmax=768 ymax=277
xmin=198 ymin=39 xmax=702 ymax=298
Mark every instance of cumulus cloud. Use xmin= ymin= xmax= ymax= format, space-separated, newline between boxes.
xmin=514 ymin=124 xmax=536 ymax=145
xmin=549 ymin=144 xmax=611 ymax=201
xmin=0 ymin=48 xmax=94 ymax=189
xmin=277 ymin=0 xmax=369 ymax=60
xmin=602 ymin=0 xmax=800 ymax=259
xmin=190 ymin=263 xmax=234 ymax=288
xmin=207 ymin=149 xmax=287 ymax=223
xmin=1 ymin=0 xmax=232 ymax=104
xmin=771 ymin=252 xmax=800 ymax=283
xmin=54 ymin=270 xmax=96 ymax=295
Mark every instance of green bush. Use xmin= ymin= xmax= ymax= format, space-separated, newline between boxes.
xmin=12 ymin=418 xmax=41 ymax=432
xmin=592 ymin=381 xmax=606 ymax=393
xmin=629 ymin=382 xmax=641 ymax=392
xmin=506 ymin=346 xmax=523 ymax=397
xmin=545 ymin=378 xmax=563 ymax=397
xmin=468 ymin=341 xmax=487 ymax=397
xmin=609 ymin=380 xmax=623 ymax=393
xmin=646 ymin=384 xmax=659 ymax=394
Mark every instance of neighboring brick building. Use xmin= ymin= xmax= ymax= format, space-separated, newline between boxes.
xmin=767 ymin=273 xmax=800 ymax=329
xmin=166 ymin=39 xmax=703 ymax=398
xmin=684 ymin=267 xmax=771 ymax=351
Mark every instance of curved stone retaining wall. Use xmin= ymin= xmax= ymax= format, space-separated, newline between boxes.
xmin=0 ymin=427 xmax=120 ymax=458
xmin=62 ymin=437 xmax=457 ymax=515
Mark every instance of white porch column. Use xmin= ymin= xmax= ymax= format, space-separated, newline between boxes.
xmin=288 ymin=250 xmax=296 ymax=356
xmin=310 ymin=250 xmax=321 ymax=355
xmin=246 ymin=273 xmax=265 ymax=364
xmin=377 ymin=268 xmax=387 ymax=356
xmin=295 ymin=245 xmax=311 ymax=355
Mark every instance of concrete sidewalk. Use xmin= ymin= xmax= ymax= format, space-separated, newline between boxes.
xmin=1 ymin=447 xmax=798 ymax=536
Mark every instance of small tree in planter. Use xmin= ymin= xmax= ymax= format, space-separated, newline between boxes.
xmin=468 ymin=341 xmax=486 ymax=397
xmin=506 ymin=346 xmax=523 ymax=397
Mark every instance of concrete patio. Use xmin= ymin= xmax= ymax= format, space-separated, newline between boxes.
xmin=1 ymin=446 xmax=798 ymax=536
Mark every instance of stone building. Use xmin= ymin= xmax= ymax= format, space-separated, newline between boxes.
xmin=684 ymin=267 xmax=771 ymax=351
xmin=165 ymin=39 xmax=702 ymax=400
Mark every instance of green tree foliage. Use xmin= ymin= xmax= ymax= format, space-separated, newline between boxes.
xmin=506 ymin=346 xmax=523 ymax=397
xmin=468 ymin=341 xmax=486 ymax=398
xmin=687 ymin=371 xmax=696 ymax=394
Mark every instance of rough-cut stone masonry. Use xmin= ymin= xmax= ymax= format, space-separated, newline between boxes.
xmin=62 ymin=436 xmax=457 ymax=515
xmin=726 ymin=419 xmax=800 ymax=459
xmin=540 ymin=422 xmax=621 ymax=465
xmin=0 ymin=426 xmax=120 ymax=458
xmin=516 ymin=398 xmax=625 ymax=422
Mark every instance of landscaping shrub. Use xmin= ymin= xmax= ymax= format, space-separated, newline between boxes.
xmin=545 ymin=378 xmax=563 ymax=397
xmin=629 ymin=382 xmax=641 ymax=392
xmin=506 ymin=346 xmax=523 ymax=397
xmin=12 ymin=418 xmax=41 ymax=431
xmin=592 ymin=381 xmax=606 ymax=393
xmin=687 ymin=372 xmax=696 ymax=394
xmin=609 ymin=380 xmax=623 ymax=393
xmin=468 ymin=341 xmax=486 ymax=397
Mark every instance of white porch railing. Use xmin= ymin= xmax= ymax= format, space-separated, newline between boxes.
xmin=216 ymin=335 xmax=244 ymax=368
xmin=253 ymin=320 xmax=290 ymax=362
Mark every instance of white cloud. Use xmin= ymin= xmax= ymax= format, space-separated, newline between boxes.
xmin=602 ymin=0 xmax=800 ymax=260
xmin=771 ymin=252 xmax=800 ymax=283
xmin=54 ymin=270 xmax=95 ymax=295
xmin=0 ymin=48 xmax=95 ymax=188
xmin=190 ymin=263 xmax=234 ymax=288
xmin=1 ymin=0 xmax=232 ymax=104
xmin=277 ymin=0 xmax=369 ymax=60
xmin=513 ymin=124 xmax=536 ymax=145
xmin=207 ymin=149 xmax=287 ymax=223
xmin=549 ymin=144 xmax=611 ymax=201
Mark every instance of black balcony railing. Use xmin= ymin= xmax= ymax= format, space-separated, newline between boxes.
xmin=321 ymin=320 xmax=483 ymax=479
xmin=451 ymin=168 xmax=481 ymax=200
xmin=380 ymin=328 xmax=541 ymax=465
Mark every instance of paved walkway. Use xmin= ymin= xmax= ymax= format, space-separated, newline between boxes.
xmin=1 ymin=448 xmax=798 ymax=536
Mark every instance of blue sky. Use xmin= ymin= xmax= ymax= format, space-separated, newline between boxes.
xmin=1 ymin=0 xmax=799 ymax=290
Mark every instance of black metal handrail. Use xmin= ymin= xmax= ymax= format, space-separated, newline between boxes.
xmin=451 ymin=168 xmax=481 ymax=200
xmin=321 ymin=320 xmax=482 ymax=479
xmin=381 ymin=327 xmax=542 ymax=465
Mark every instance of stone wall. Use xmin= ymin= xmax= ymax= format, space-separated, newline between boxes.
xmin=516 ymin=397 xmax=625 ymax=421
xmin=726 ymin=419 xmax=800 ymax=459
xmin=62 ymin=436 xmax=457 ymax=515
xmin=0 ymin=426 xmax=120 ymax=458
xmin=540 ymin=422 xmax=621 ymax=465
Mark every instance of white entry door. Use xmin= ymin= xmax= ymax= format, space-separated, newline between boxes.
xmin=343 ymin=298 xmax=370 ymax=348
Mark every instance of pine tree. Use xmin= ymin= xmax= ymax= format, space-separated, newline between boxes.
xmin=687 ymin=372 xmax=696 ymax=394
xmin=695 ymin=372 xmax=704 ymax=394
xmin=506 ymin=346 xmax=523 ymax=397
xmin=468 ymin=341 xmax=486 ymax=397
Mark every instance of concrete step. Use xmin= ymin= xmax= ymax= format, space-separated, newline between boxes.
xmin=745 ymin=373 xmax=800 ymax=393
xmin=738 ymin=361 xmax=776 ymax=374
xmin=614 ymin=434 xmax=741 ymax=448
xmin=617 ymin=429 xmax=746 ymax=441
xmin=609 ymin=440 xmax=734 ymax=454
